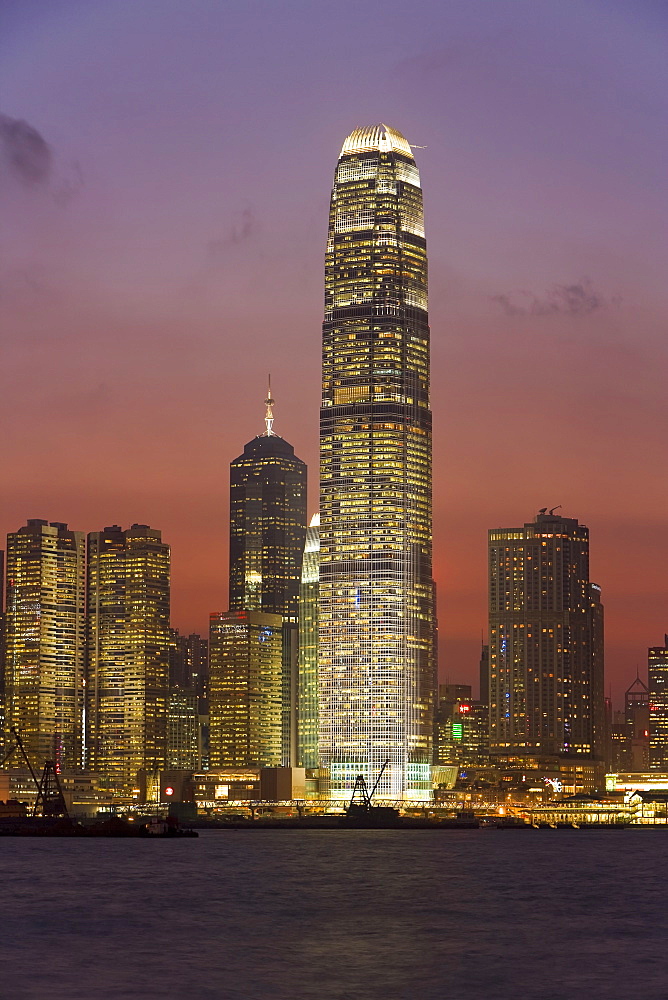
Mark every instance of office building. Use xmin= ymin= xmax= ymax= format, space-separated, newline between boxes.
xmin=228 ymin=388 xmax=307 ymax=764
xmin=297 ymin=513 xmax=319 ymax=768
xmin=435 ymin=684 xmax=489 ymax=767
xmin=209 ymin=609 xmax=283 ymax=769
xmin=87 ymin=524 xmax=170 ymax=795
xmin=169 ymin=629 xmax=208 ymax=698
xmin=488 ymin=511 xmax=604 ymax=761
xmin=649 ymin=637 xmax=668 ymax=768
xmin=319 ymin=124 xmax=435 ymax=800
xmin=167 ymin=687 xmax=200 ymax=771
xmin=4 ymin=520 xmax=85 ymax=771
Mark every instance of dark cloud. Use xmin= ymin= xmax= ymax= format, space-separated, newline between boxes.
xmin=207 ymin=207 xmax=257 ymax=258
xmin=0 ymin=113 xmax=52 ymax=186
xmin=492 ymin=279 xmax=615 ymax=318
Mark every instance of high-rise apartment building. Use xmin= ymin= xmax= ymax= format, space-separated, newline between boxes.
xmin=649 ymin=637 xmax=668 ymax=768
xmin=209 ymin=609 xmax=283 ymax=768
xmin=4 ymin=520 xmax=85 ymax=770
xmin=297 ymin=513 xmax=319 ymax=768
xmin=488 ymin=511 xmax=604 ymax=760
xmin=319 ymin=125 xmax=435 ymax=800
xmin=228 ymin=390 xmax=307 ymax=764
xmin=87 ymin=524 xmax=170 ymax=795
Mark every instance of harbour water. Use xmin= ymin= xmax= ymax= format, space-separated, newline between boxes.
xmin=1 ymin=828 xmax=666 ymax=999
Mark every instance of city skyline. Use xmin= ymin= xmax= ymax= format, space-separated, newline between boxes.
xmin=2 ymin=1 xmax=667 ymax=705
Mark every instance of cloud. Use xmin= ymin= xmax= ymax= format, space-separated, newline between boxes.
xmin=207 ymin=207 xmax=257 ymax=258
xmin=0 ymin=113 xmax=52 ymax=186
xmin=491 ymin=279 xmax=615 ymax=318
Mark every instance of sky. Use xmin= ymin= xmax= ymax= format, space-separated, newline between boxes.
xmin=1 ymin=0 xmax=667 ymax=704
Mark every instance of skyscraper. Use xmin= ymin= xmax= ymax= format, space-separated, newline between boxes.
xmin=297 ymin=513 xmax=320 ymax=768
xmin=229 ymin=386 xmax=307 ymax=622
xmin=228 ymin=388 xmax=307 ymax=763
xmin=4 ymin=520 xmax=85 ymax=771
xmin=87 ymin=524 xmax=170 ymax=794
xmin=488 ymin=511 xmax=604 ymax=760
xmin=319 ymin=124 xmax=435 ymax=800
xmin=649 ymin=637 xmax=668 ymax=769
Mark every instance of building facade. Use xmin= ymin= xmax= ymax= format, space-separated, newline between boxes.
xmin=297 ymin=513 xmax=320 ymax=768
xmin=4 ymin=520 xmax=85 ymax=771
xmin=87 ymin=524 xmax=170 ymax=794
xmin=649 ymin=637 xmax=668 ymax=768
xmin=209 ymin=610 xmax=283 ymax=769
xmin=488 ymin=511 xmax=604 ymax=761
xmin=319 ymin=124 xmax=435 ymax=800
xmin=167 ymin=687 xmax=201 ymax=771
xmin=169 ymin=629 xmax=208 ymax=698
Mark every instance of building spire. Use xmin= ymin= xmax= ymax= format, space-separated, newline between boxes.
xmin=264 ymin=375 xmax=275 ymax=436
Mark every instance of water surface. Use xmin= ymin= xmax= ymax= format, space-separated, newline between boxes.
xmin=1 ymin=828 xmax=666 ymax=999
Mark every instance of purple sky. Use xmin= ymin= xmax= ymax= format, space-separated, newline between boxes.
xmin=1 ymin=0 xmax=667 ymax=703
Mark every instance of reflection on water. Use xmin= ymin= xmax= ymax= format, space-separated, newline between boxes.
xmin=1 ymin=829 xmax=667 ymax=999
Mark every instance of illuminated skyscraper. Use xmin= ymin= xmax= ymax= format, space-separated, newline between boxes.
xmin=228 ymin=389 xmax=307 ymax=763
xmin=649 ymin=638 xmax=668 ymax=768
xmin=229 ymin=386 xmax=307 ymax=621
xmin=297 ymin=513 xmax=320 ymax=768
xmin=319 ymin=124 xmax=435 ymax=800
xmin=4 ymin=520 xmax=85 ymax=770
xmin=209 ymin=609 xmax=283 ymax=768
xmin=87 ymin=524 xmax=170 ymax=794
xmin=488 ymin=511 xmax=604 ymax=759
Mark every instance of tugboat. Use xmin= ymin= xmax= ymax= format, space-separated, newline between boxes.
xmin=340 ymin=760 xmax=401 ymax=828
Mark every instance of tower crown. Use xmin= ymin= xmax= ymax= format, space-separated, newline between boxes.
xmin=340 ymin=124 xmax=412 ymax=157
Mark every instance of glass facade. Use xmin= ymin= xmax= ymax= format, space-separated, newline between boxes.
xmin=488 ymin=512 xmax=604 ymax=759
xmin=297 ymin=513 xmax=320 ymax=768
xmin=4 ymin=520 xmax=85 ymax=771
xmin=319 ymin=125 xmax=435 ymax=800
xmin=87 ymin=524 xmax=170 ymax=795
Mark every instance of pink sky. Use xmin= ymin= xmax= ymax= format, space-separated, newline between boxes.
xmin=1 ymin=0 xmax=667 ymax=703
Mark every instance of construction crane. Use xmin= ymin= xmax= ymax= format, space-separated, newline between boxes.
xmin=344 ymin=760 xmax=400 ymax=826
xmin=349 ymin=759 xmax=390 ymax=811
xmin=1 ymin=728 xmax=69 ymax=819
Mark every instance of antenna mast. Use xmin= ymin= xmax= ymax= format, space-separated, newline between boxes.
xmin=264 ymin=375 xmax=275 ymax=436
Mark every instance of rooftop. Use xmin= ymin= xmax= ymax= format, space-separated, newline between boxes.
xmin=340 ymin=124 xmax=413 ymax=158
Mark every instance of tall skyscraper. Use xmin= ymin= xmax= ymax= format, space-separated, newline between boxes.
xmin=488 ymin=511 xmax=604 ymax=760
xmin=649 ymin=637 xmax=668 ymax=769
xmin=228 ymin=389 xmax=307 ymax=763
xmin=4 ymin=520 xmax=85 ymax=771
xmin=87 ymin=524 xmax=170 ymax=794
xmin=319 ymin=124 xmax=435 ymax=800
xmin=297 ymin=513 xmax=320 ymax=768
xmin=209 ymin=609 xmax=283 ymax=768
xmin=229 ymin=386 xmax=307 ymax=621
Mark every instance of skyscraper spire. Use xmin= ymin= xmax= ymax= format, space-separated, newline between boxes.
xmin=264 ymin=375 xmax=275 ymax=436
